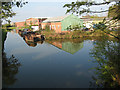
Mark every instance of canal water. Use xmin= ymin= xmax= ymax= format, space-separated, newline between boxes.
xmin=3 ymin=31 xmax=119 ymax=88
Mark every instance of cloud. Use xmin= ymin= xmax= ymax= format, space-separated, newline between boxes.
xmin=11 ymin=43 xmax=61 ymax=60
xmin=32 ymin=49 xmax=59 ymax=60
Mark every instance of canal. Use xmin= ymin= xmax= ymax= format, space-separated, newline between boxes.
xmin=3 ymin=31 xmax=120 ymax=88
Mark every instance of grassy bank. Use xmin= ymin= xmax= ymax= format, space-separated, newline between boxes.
xmin=40 ymin=29 xmax=119 ymax=40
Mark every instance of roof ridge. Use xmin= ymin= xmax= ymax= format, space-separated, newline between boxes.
xmin=43 ymin=14 xmax=70 ymax=22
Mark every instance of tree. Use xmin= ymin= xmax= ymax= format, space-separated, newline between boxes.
xmin=63 ymin=0 xmax=120 ymax=39
xmin=45 ymin=24 xmax=50 ymax=32
xmin=89 ymin=37 xmax=120 ymax=88
xmin=24 ymin=21 xmax=27 ymax=28
xmin=30 ymin=21 xmax=32 ymax=26
xmin=1 ymin=0 xmax=28 ymax=23
xmin=108 ymin=4 xmax=120 ymax=18
xmin=63 ymin=0 xmax=119 ymax=15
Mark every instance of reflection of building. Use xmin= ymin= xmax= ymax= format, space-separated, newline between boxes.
xmin=47 ymin=39 xmax=84 ymax=54
xmin=42 ymin=14 xmax=83 ymax=33
xmin=62 ymin=42 xmax=83 ymax=54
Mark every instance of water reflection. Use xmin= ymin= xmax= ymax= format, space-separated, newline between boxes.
xmin=90 ymin=37 xmax=120 ymax=88
xmin=2 ymin=52 xmax=21 ymax=88
xmin=24 ymin=40 xmax=37 ymax=47
xmin=3 ymin=30 xmax=120 ymax=88
xmin=2 ymin=30 xmax=7 ymax=50
xmin=18 ymin=30 xmax=44 ymax=47
xmin=46 ymin=39 xmax=84 ymax=54
xmin=18 ymin=30 xmax=84 ymax=54
xmin=2 ymin=30 xmax=21 ymax=88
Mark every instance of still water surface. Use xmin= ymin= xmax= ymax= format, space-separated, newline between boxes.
xmin=3 ymin=32 xmax=118 ymax=88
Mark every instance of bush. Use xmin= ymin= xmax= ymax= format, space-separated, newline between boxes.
xmin=45 ymin=24 xmax=50 ymax=32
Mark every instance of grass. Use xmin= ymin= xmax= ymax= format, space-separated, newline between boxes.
xmin=40 ymin=29 xmax=106 ymax=40
xmin=41 ymin=28 xmax=120 ymax=40
xmin=7 ymin=27 xmax=17 ymax=29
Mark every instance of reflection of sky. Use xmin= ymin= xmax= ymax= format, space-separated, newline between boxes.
xmin=4 ymin=32 xmax=61 ymax=60
xmin=4 ymin=32 xmax=97 ymax=88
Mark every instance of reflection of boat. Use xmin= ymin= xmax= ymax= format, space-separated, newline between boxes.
xmin=37 ymin=40 xmax=44 ymax=44
xmin=18 ymin=30 xmax=45 ymax=41
xmin=23 ymin=32 xmax=38 ymax=42
xmin=21 ymin=32 xmax=45 ymax=47
xmin=25 ymin=40 xmax=37 ymax=47
xmin=46 ymin=39 xmax=84 ymax=54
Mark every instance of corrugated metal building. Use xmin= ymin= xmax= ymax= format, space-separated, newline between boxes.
xmin=41 ymin=14 xmax=83 ymax=33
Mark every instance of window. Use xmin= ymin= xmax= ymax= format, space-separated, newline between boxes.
xmin=58 ymin=25 xmax=60 ymax=28
xmin=54 ymin=25 xmax=56 ymax=30
xmin=52 ymin=25 xmax=54 ymax=29
xmin=42 ymin=25 xmax=44 ymax=29
xmin=35 ymin=20 xmax=37 ymax=23
xmin=50 ymin=25 xmax=51 ymax=30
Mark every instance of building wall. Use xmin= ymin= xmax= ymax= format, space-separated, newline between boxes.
xmin=41 ymin=15 xmax=83 ymax=33
xmin=15 ymin=21 xmax=25 ymax=28
xmin=15 ymin=18 xmax=39 ymax=28
xmin=39 ymin=18 xmax=47 ymax=29
xmin=15 ymin=18 xmax=47 ymax=29
xmin=61 ymin=14 xmax=83 ymax=31
xmin=26 ymin=18 xmax=39 ymax=25
xmin=41 ymin=22 xmax=62 ymax=33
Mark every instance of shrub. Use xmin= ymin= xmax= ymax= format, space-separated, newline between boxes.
xmin=45 ymin=24 xmax=50 ymax=32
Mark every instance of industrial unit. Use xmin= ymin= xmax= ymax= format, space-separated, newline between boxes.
xmin=41 ymin=14 xmax=83 ymax=33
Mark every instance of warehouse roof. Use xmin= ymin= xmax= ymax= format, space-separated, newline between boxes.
xmin=26 ymin=17 xmax=50 ymax=20
xmin=43 ymin=15 xmax=70 ymax=22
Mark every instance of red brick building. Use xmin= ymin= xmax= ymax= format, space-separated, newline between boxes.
xmin=15 ymin=15 xmax=83 ymax=33
xmin=26 ymin=18 xmax=39 ymax=25
xmin=15 ymin=21 xmax=25 ymax=28
xmin=15 ymin=17 xmax=48 ymax=29
xmin=41 ymin=22 xmax=62 ymax=33
xmin=41 ymin=15 xmax=83 ymax=33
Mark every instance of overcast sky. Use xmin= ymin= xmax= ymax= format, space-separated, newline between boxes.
xmin=10 ymin=0 xmax=115 ymax=23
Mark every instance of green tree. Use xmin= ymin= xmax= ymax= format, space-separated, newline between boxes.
xmin=63 ymin=0 xmax=119 ymax=15
xmin=1 ymin=0 xmax=28 ymax=23
xmin=24 ymin=21 xmax=27 ymax=28
xmin=63 ymin=0 xmax=120 ymax=39
xmin=45 ymin=24 xmax=50 ymax=32
xmin=108 ymin=4 xmax=120 ymax=18
xmin=89 ymin=37 xmax=120 ymax=88
xmin=30 ymin=21 xmax=32 ymax=26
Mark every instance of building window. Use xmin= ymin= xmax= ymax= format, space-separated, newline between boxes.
xmin=58 ymin=25 xmax=60 ymax=28
xmin=42 ymin=25 xmax=44 ymax=29
xmin=54 ymin=25 xmax=56 ymax=30
xmin=52 ymin=25 xmax=54 ymax=29
xmin=50 ymin=25 xmax=51 ymax=30
xmin=35 ymin=20 xmax=37 ymax=23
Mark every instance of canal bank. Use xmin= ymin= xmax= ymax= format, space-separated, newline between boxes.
xmin=41 ymin=29 xmax=119 ymax=40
